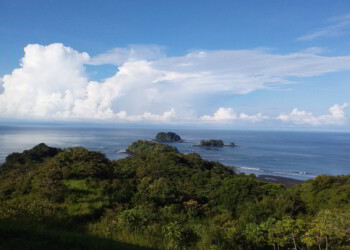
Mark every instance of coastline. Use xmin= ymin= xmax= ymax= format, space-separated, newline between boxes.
xmin=257 ymin=174 xmax=304 ymax=187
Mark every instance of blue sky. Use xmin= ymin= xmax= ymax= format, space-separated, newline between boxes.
xmin=1 ymin=0 xmax=350 ymax=130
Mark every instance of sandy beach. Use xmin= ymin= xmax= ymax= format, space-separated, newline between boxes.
xmin=258 ymin=175 xmax=304 ymax=187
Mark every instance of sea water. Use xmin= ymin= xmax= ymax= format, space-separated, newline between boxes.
xmin=0 ymin=126 xmax=349 ymax=180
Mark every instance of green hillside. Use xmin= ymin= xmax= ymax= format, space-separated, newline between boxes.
xmin=0 ymin=141 xmax=349 ymax=249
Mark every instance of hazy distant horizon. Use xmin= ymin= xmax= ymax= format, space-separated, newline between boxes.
xmin=1 ymin=126 xmax=350 ymax=180
xmin=1 ymin=122 xmax=350 ymax=134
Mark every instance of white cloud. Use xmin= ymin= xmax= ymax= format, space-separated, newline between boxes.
xmin=202 ymin=104 xmax=350 ymax=126
xmin=89 ymin=45 xmax=165 ymax=65
xmin=0 ymin=43 xmax=90 ymax=118
xmin=0 ymin=76 xmax=4 ymax=94
xmin=201 ymin=107 xmax=268 ymax=123
xmin=297 ymin=13 xmax=350 ymax=41
xmin=115 ymin=108 xmax=176 ymax=122
xmin=0 ymin=44 xmax=175 ymax=122
xmin=0 ymin=43 xmax=350 ymax=126
xmin=277 ymin=104 xmax=349 ymax=126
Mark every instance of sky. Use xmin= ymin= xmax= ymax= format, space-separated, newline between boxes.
xmin=1 ymin=0 xmax=350 ymax=130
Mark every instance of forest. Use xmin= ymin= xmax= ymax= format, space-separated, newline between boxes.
xmin=0 ymin=141 xmax=349 ymax=249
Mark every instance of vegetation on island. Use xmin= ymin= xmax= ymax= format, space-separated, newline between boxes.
xmin=155 ymin=132 xmax=182 ymax=142
xmin=196 ymin=140 xmax=237 ymax=147
xmin=0 ymin=142 xmax=349 ymax=249
xmin=128 ymin=140 xmax=179 ymax=155
xmin=199 ymin=139 xmax=224 ymax=147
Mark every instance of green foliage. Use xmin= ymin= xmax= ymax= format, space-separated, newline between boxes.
xmin=302 ymin=209 xmax=350 ymax=249
xmin=112 ymin=205 xmax=159 ymax=233
xmin=245 ymin=217 xmax=306 ymax=250
xmin=0 ymin=220 xmax=152 ymax=250
xmin=300 ymin=175 xmax=350 ymax=214
xmin=196 ymin=211 xmax=239 ymax=249
xmin=54 ymin=147 xmax=113 ymax=179
xmin=162 ymin=221 xmax=198 ymax=249
xmin=128 ymin=140 xmax=179 ymax=155
xmin=279 ymin=217 xmax=306 ymax=250
xmin=244 ymin=223 xmax=266 ymax=246
xmin=0 ymin=143 xmax=349 ymax=249
xmin=0 ymin=199 xmax=70 ymax=227
xmin=155 ymin=132 xmax=182 ymax=142
xmin=3 ymin=143 xmax=60 ymax=167
xmin=200 ymin=139 xmax=224 ymax=147
xmin=62 ymin=179 xmax=112 ymax=219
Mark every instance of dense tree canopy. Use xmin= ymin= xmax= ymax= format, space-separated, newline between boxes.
xmin=0 ymin=142 xmax=349 ymax=249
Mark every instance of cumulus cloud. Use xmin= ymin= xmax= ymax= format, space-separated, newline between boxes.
xmin=202 ymin=104 xmax=350 ymax=125
xmin=0 ymin=44 xmax=175 ymax=122
xmin=201 ymin=107 xmax=268 ymax=123
xmin=277 ymin=103 xmax=349 ymax=126
xmin=0 ymin=44 xmax=90 ymax=118
xmin=1 ymin=43 xmax=350 ymax=125
xmin=115 ymin=108 xmax=176 ymax=122
xmin=0 ymin=76 xmax=4 ymax=94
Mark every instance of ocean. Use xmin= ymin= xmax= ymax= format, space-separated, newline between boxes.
xmin=0 ymin=126 xmax=349 ymax=180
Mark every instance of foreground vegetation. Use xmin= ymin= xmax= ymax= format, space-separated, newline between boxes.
xmin=0 ymin=141 xmax=349 ymax=249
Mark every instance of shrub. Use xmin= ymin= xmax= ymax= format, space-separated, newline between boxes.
xmin=162 ymin=221 xmax=198 ymax=249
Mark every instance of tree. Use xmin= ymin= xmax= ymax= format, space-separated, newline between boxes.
xmin=260 ymin=218 xmax=287 ymax=250
xmin=244 ymin=223 xmax=267 ymax=247
xmin=279 ymin=217 xmax=305 ymax=250
xmin=246 ymin=217 xmax=305 ymax=250
xmin=302 ymin=209 xmax=350 ymax=250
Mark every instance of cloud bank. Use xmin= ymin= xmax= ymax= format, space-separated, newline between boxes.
xmin=200 ymin=104 xmax=349 ymax=126
xmin=0 ymin=43 xmax=349 ymax=126
xmin=201 ymin=107 xmax=268 ymax=123
xmin=277 ymin=104 xmax=349 ymax=126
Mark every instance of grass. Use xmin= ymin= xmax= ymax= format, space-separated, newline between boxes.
xmin=0 ymin=220 xmax=155 ymax=250
xmin=63 ymin=179 xmax=110 ymax=218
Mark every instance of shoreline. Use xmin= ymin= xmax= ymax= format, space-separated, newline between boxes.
xmin=257 ymin=174 xmax=304 ymax=187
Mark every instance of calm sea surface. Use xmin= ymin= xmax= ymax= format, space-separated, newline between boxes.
xmin=0 ymin=126 xmax=349 ymax=180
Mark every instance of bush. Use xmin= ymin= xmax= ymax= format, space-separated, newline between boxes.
xmin=4 ymin=143 xmax=61 ymax=166
xmin=53 ymin=147 xmax=113 ymax=179
xmin=112 ymin=205 xmax=158 ymax=233
xmin=162 ymin=221 xmax=198 ymax=249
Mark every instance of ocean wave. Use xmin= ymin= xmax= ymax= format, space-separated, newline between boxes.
xmin=238 ymin=166 xmax=316 ymax=178
xmin=273 ymin=171 xmax=316 ymax=178
xmin=238 ymin=167 xmax=264 ymax=172
xmin=116 ymin=149 xmax=128 ymax=154
xmin=292 ymin=171 xmax=312 ymax=175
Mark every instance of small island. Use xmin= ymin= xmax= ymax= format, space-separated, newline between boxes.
xmin=194 ymin=139 xmax=237 ymax=147
xmin=155 ymin=132 xmax=182 ymax=142
xmin=200 ymin=139 xmax=224 ymax=147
